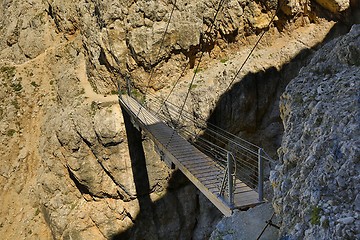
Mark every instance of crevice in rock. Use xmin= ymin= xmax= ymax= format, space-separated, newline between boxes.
xmin=55 ymin=133 xmax=66 ymax=148
xmin=73 ymin=129 xmax=134 ymax=200
xmin=96 ymin=158 xmax=134 ymax=200
xmin=183 ymin=34 xmax=216 ymax=69
xmin=220 ymin=29 xmax=239 ymax=43
xmin=93 ymin=3 xmax=105 ymax=29
xmin=46 ymin=4 xmax=54 ymax=19
xmin=98 ymin=47 xmax=116 ymax=73
xmin=173 ymin=188 xmax=186 ymax=239
xmin=40 ymin=205 xmax=57 ymax=240
xmin=94 ymin=5 xmax=101 ymax=18
xmin=46 ymin=5 xmax=62 ymax=33
xmin=149 ymin=182 xmax=162 ymax=194
xmin=122 ymin=208 xmax=135 ymax=224
xmin=79 ymin=131 xmax=92 ymax=146
xmin=103 ymin=141 xmax=121 ymax=147
xmin=66 ymin=166 xmax=92 ymax=196
xmin=89 ymin=215 xmax=108 ymax=239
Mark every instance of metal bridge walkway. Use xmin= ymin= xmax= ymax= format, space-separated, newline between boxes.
xmin=119 ymin=95 xmax=262 ymax=216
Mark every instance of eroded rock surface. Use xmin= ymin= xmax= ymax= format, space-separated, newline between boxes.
xmin=210 ymin=203 xmax=279 ymax=240
xmin=271 ymin=24 xmax=360 ymax=239
xmin=0 ymin=0 xmax=358 ymax=239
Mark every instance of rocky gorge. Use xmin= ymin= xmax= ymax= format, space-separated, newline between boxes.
xmin=0 ymin=0 xmax=359 ymax=239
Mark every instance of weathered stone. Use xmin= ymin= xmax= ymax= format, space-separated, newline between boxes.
xmin=94 ymin=106 xmax=123 ymax=146
xmin=0 ymin=0 xmax=358 ymax=239
xmin=355 ymin=193 xmax=360 ymax=212
xmin=210 ymin=203 xmax=279 ymax=240
xmin=272 ymin=24 xmax=360 ymax=239
xmin=281 ymin=0 xmax=309 ymax=16
xmin=337 ymin=217 xmax=355 ymax=225
xmin=315 ymin=0 xmax=350 ymax=14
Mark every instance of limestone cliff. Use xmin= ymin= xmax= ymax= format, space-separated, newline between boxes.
xmin=270 ymin=24 xmax=360 ymax=240
xmin=0 ymin=0 xmax=358 ymax=239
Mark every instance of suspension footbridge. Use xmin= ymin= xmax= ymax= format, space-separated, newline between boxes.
xmin=119 ymin=94 xmax=269 ymax=216
xmin=112 ymin=0 xmax=279 ymax=217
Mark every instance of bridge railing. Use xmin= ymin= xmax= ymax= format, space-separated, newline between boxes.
xmin=143 ymin=94 xmax=271 ymax=203
xmin=119 ymin=87 xmax=270 ymax=205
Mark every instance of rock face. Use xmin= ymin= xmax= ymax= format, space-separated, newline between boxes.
xmin=210 ymin=203 xmax=279 ymax=240
xmin=0 ymin=0 xmax=358 ymax=239
xmin=271 ymin=24 xmax=360 ymax=239
xmin=315 ymin=0 xmax=350 ymax=14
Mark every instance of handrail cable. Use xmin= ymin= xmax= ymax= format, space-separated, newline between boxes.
xmin=224 ymin=0 xmax=285 ymax=93
xmin=147 ymin=96 xmax=247 ymax=152
xmin=156 ymin=0 xmax=228 ymax=116
xmin=164 ymin=0 xmax=228 ymax=148
xmin=155 ymin=112 xmax=229 ymax=158
xmin=148 ymin=92 xmax=253 ymax=145
xmin=133 ymin=94 xmax=261 ymax=183
xmin=156 ymin=112 xmax=260 ymax=171
xmin=144 ymin=101 xmax=262 ymax=173
xmin=146 ymin=92 xmax=270 ymax=160
xmin=146 ymin=1 xmax=285 ymax=163
xmin=168 ymin=121 xmax=260 ymax=170
xmin=148 ymin=100 xmax=265 ymax=168
xmin=148 ymin=91 xmax=262 ymax=149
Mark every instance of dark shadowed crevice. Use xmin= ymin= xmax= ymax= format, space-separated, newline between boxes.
xmin=221 ymin=28 xmax=239 ymax=43
xmin=75 ymin=130 xmax=93 ymax=148
xmin=98 ymin=48 xmax=116 ymax=72
xmin=74 ymin=129 xmax=134 ymax=200
xmin=66 ymin=166 xmax=92 ymax=196
xmin=40 ymin=205 xmax=57 ymax=240
xmin=94 ymin=5 xmax=101 ymax=18
xmin=103 ymin=141 xmax=122 ymax=147
xmin=191 ymin=193 xmax=201 ymax=235
xmin=97 ymin=159 xmax=134 ymax=200
xmin=46 ymin=4 xmax=54 ymax=19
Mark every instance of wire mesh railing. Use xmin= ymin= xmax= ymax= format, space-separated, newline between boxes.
xmin=119 ymin=88 xmax=269 ymax=205
xmin=146 ymin=93 xmax=268 ymax=202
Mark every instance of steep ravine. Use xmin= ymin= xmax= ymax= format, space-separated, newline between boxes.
xmin=0 ymin=0 xmax=358 ymax=239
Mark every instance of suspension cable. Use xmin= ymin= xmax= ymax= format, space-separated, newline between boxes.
xmin=162 ymin=0 xmax=228 ymax=140
xmin=147 ymin=92 xmax=269 ymax=157
xmin=156 ymin=0 xmax=229 ymax=117
xmin=117 ymin=0 xmax=277 ymax=162
xmin=150 ymin=0 xmax=285 ymax=162
xmin=224 ymin=0 xmax=285 ymax=93
xmin=153 ymin=95 xmax=261 ymax=171
xmin=148 ymin=91 xmax=262 ymax=149
xmin=136 ymin=0 xmax=178 ymax=118
xmin=146 ymin=91 xmax=275 ymax=163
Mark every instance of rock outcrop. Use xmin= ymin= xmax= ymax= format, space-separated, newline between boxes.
xmin=271 ymin=24 xmax=360 ymax=239
xmin=0 ymin=0 xmax=358 ymax=239
xmin=210 ymin=203 xmax=279 ymax=239
xmin=315 ymin=0 xmax=350 ymax=14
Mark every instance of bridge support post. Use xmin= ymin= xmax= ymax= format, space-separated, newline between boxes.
xmin=227 ymin=151 xmax=234 ymax=207
xmin=258 ymin=148 xmax=264 ymax=202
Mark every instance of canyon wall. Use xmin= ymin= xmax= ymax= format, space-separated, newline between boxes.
xmin=271 ymin=24 xmax=359 ymax=240
xmin=0 ymin=0 xmax=357 ymax=239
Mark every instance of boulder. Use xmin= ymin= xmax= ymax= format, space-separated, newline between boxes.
xmin=315 ymin=0 xmax=350 ymax=14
